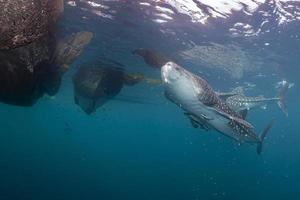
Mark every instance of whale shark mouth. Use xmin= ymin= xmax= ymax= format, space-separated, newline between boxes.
xmin=161 ymin=66 xmax=171 ymax=84
xmin=161 ymin=63 xmax=172 ymax=84
xmin=161 ymin=62 xmax=184 ymax=85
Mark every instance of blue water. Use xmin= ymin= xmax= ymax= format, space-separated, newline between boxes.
xmin=1 ymin=1 xmax=300 ymax=200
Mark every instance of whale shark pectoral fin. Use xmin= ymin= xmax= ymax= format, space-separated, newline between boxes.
xmin=200 ymin=114 xmax=213 ymax=120
xmin=232 ymin=116 xmax=253 ymax=129
xmin=190 ymin=119 xmax=199 ymax=128
xmin=213 ymin=109 xmax=253 ymax=129
xmin=184 ymin=112 xmax=212 ymax=121
xmin=257 ymin=119 xmax=274 ymax=154
xmin=184 ymin=113 xmax=199 ymax=128
xmin=184 ymin=113 xmax=211 ymax=130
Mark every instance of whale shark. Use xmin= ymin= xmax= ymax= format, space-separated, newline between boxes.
xmin=161 ymin=61 xmax=273 ymax=154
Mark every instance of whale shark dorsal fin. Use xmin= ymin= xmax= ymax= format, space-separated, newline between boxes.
xmin=200 ymin=114 xmax=213 ymax=120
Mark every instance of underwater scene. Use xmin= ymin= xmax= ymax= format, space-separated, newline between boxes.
xmin=0 ymin=0 xmax=299 ymax=199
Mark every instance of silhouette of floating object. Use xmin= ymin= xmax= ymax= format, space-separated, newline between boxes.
xmin=72 ymin=65 xmax=143 ymax=114
xmin=132 ymin=48 xmax=172 ymax=69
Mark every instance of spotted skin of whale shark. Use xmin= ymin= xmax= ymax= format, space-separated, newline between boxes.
xmin=161 ymin=61 xmax=274 ymax=154
xmin=219 ymin=84 xmax=289 ymax=117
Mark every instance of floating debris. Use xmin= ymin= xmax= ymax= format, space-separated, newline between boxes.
xmin=0 ymin=0 xmax=64 ymax=49
xmin=53 ymin=31 xmax=94 ymax=73
xmin=72 ymin=64 xmax=143 ymax=114
xmin=133 ymin=48 xmax=172 ymax=69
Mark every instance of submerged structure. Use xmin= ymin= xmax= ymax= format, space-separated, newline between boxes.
xmin=0 ymin=0 xmax=92 ymax=106
xmin=73 ymin=65 xmax=144 ymax=114
xmin=0 ymin=0 xmax=64 ymax=50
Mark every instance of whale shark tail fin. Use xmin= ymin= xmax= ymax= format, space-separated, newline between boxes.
xmin=257 ymin=119 xmax=274 ymax=155
xmin=277 ymin=81 xmax=289 ymax=116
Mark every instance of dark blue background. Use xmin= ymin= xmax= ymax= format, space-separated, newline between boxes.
xmin=0 ymin=1 xmax=299 ymax=199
